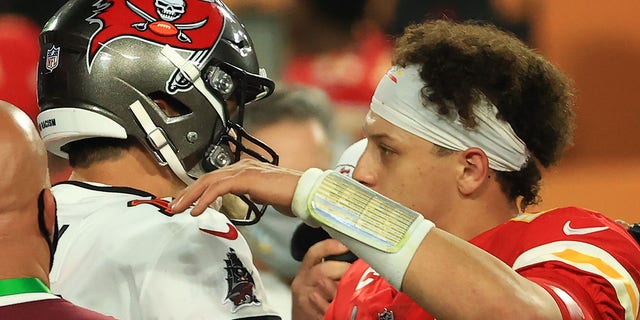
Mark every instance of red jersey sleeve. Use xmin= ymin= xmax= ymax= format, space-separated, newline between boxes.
xmin=472 ymin=207 xmax=640 ymax=320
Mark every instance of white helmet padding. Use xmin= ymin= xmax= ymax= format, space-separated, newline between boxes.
xmin=37 ymin=107 xmax=127 ymax=159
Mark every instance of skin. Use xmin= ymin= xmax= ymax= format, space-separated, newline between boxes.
xmin=291 ymin=240 xmax=350 ymax=320
xmin=69 ymin=142 xmax=186 ymax=198
xmin=244 ymin=118 xmax=347 ymax=320
xmin=69 ymin=99 xmax=196 ymax=197
xmin=355 ymin=111 xmax=519 ymax=239
xmin=171 ymin=110 xmax=563 ymax=319
xmin=0 ymin=100 xmax=56 ymax=287
xmin=245 ymin=119 xmax=332 ymax=171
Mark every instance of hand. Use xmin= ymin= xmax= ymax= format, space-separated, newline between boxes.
xmin=291 ymin=239 xmax=352 ymax=320
xmin=170 ymin=159 xmax=303 ymax=216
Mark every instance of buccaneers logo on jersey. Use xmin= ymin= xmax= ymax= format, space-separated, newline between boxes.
xmin=85 ymin=0 xmax=224 ymax=92
xmin=223 ymin=248 xmax=260 ymax=312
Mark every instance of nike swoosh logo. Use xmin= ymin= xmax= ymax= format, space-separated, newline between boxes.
xmin=563 ymin=221 xmax=609 ymax=236
xmin=199 ymin=223 xmax=238 ymax=240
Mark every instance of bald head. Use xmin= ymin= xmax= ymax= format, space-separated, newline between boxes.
xmin=0 ymin=100 xmax=48 ymax=212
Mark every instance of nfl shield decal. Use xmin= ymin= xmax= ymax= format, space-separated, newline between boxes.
xmin=45 ymin=46 xmax=60 ymax=72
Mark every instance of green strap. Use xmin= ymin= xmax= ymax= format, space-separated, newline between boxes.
xmin=0 ymin=278 xmax=51 ymax=297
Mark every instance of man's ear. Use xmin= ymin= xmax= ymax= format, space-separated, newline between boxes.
xmin=457 ymin=148 xmax=491 ymax=196
xmin=42 ymin=188 xmax=57 ymax=238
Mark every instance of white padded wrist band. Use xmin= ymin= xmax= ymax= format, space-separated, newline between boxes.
xmin=323 ymin=218 xmax=432 ymax=290
xmin=292 ymin=168 xmax=435 ymax=288
xmin=292 ymin=168 xmax=326 ymax=227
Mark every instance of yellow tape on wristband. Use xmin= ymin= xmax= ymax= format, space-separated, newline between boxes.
xmin=307 ymin=171 xmax=422 ymax=253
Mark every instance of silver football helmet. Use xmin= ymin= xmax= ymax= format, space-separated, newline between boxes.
xmin=37 ymin=0 xmax=277 ymax=224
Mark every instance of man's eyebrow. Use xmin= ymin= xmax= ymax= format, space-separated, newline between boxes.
xmin=365 ymin=131 xmax=396 ymax=142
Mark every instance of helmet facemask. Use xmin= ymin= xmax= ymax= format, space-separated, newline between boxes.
xmin=199 ymin=121 xmax=279 ymax=225
xmin=158 ymin=46 xmax=279 ymax=225
xmin=202 ymin=64 xmax=278 ymax=225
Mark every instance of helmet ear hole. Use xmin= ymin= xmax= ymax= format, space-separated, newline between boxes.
xmin=148 ymin=92 xmax=192 ymax=117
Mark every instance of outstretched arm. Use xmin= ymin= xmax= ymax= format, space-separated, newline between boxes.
xmin=172 ymin=159 xmax=302 ymax=217
xmin=170 ymin=159 xmax=581 ymax=319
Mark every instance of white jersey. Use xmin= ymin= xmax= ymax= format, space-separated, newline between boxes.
xmin=50 ymin=181 xmax=281 ymax=320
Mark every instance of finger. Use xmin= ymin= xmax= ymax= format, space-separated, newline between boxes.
xmin=290 ymin=277 xmax=336 ymax=318
xmin=173 ymin=170 xmax=241 ymax=214
xmin=172 ymin=160 xmax=265 ymax=212
xmin=171 ymin=175 xmax=217 ymax=213
xmin=304 ymin=264 xmax=348 ymax=304
xmin=291 ymin=283 xmax=324 ymax=320
xmin=172 ymin=159 xmax=303 ymax=215
xmin=308 ymin=289 xmax=332 ymax=316
xmin=292 ymin=295 xmax=324 ymax=320
xmin=194 ymin=166 xmax=274 ymax=215
xmin=316 ymin=260 xmax=352 ymax=281
xmin=300 ymin=238 xmax=350 ymax=271
xmin=176 ymin=183 xmax=218 ymax=215
xmin=171 ymin=180 xmax=191 ymax=208
xmin=191 ymin=175 xmax=241 ymax=215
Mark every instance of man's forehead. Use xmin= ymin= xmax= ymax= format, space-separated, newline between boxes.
xmin=363 ymin=111 xmax=413 ymax=143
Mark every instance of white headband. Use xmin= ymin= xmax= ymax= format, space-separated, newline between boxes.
xmin=370 ymin=65 xmax=528 ymax=172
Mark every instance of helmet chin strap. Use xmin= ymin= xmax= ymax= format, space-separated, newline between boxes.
xmin=129 ymin=100 xmax=194 ymax=186
xmin=130 ymin=100 xmax=224 ymax=210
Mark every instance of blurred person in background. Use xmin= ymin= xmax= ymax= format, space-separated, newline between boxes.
xmin=279 ymin=0 xmax=393 ymax=144
xmin=225 ymin=0 xmax=531 ymax=147
xmin=225 ymin=0 xmax=394 ymax=146
xmin=238 ymin=84 xmax=336 ymax=319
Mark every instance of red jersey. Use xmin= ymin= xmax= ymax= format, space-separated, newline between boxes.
xmin=325 ymin=207 xmax=640 ymax=319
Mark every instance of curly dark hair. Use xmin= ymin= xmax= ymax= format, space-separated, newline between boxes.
xmin=393 ymin=19 xmax=575 ymax=209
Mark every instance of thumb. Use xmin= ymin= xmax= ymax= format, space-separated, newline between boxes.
xmin=300 ymin=239 xmax=349 ymax=270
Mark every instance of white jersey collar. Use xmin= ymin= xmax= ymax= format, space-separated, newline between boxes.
xmin=0 ymin=292 xmax=60 ymax=307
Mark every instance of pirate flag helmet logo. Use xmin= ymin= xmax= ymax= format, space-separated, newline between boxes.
xmin=223 ymin=248 xmax=260 ymax=311
xmin=37 ymin=0 xmax=277 ymax=225
xmin=86 ymin=0 xmax=225 ymax=93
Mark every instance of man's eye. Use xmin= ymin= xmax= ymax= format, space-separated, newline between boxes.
xmin=379 ymin=144 xmax=394 ymax=155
